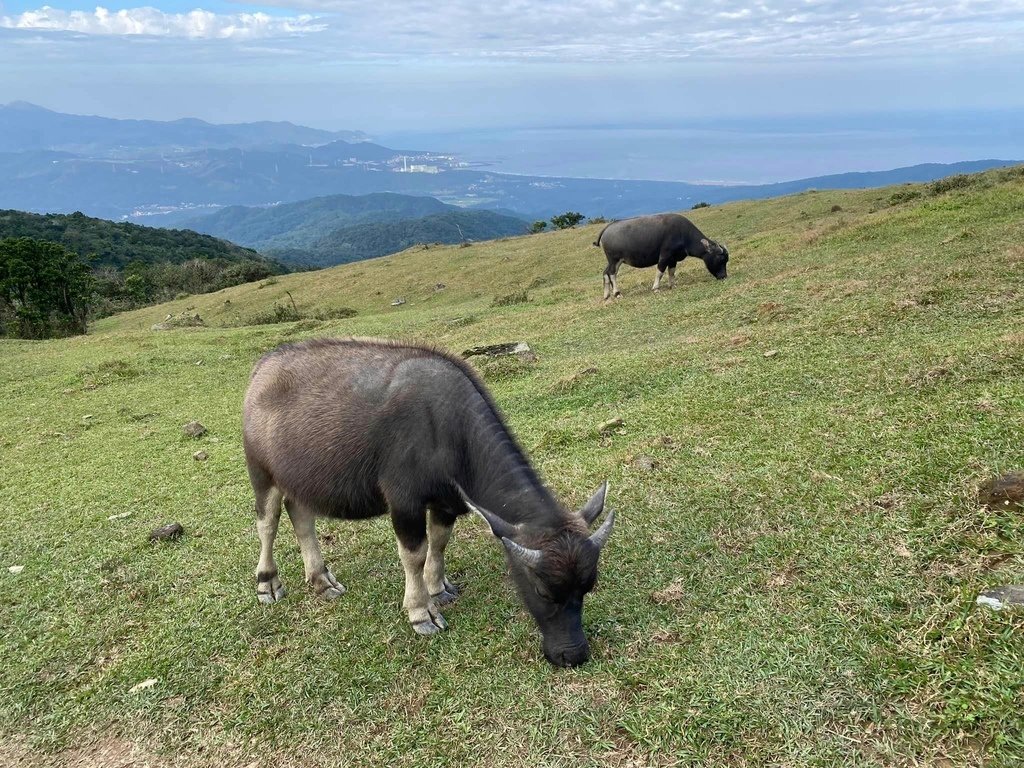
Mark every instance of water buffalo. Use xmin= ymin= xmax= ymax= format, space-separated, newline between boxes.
xmin=595 ymin=213 xmax=729 ymax=299
xmin=242 ymin=338 xmax=615 ymax=667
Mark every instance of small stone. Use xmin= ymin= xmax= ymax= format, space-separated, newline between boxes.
xmin=976 ymin=585 xmax=1024 ymax=611
xmin=108 ymin=512 xmax=132 ymax=521
xmin=129 ymin=678 xmax=158 ymax=693
xmin=978 ymin=471 xmax=1024 ymax=512
xmin=193 ymin=450 xmax=209 ymax=462
xmin=598 ymin=417 xmax=624 ymax=435
xmin=434 ymin=283 xmax=447 ymax=291
xmin=632 ymin=455 xmax=657 ymax=472
xmin=391 ymin=298 xmax=406 ymax=306
xmin=462 ymin=342 xmax=533 ymax=359
xmin=764 ymin=349 xmax=779 ymax=358
xmin=8 ymin=565 xmax=24 ymax=574
xmin=182 ymin=421 xmax=207 ymax=438
xmin=150 ymin=522 xmax=185 ymax=542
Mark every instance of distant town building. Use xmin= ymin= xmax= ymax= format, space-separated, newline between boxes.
xmin=395 ymin=156 xmax=442 ymax=173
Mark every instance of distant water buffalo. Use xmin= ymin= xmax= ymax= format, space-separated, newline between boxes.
xmin=243 ymin=338 xmax=615 ymax=667
xmin=595 ymin=213 xmax=729 ymax=299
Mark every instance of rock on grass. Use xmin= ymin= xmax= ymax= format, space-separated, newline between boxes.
xmin=150 ymin=522 xmax=184 ymax=542
xmin=182 ymin=421 xmax=207 ymax=438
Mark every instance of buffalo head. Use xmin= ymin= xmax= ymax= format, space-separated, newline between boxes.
xmin=461 ymin=482 xmax=614 ymax=668
xmin=695 ymin=237 xmax=729 ymax=280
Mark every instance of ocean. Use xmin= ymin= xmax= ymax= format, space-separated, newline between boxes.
xmin=376 ymin=110 xmax=1024 ymax=184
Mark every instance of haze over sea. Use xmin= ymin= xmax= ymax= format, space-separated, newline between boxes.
xmin=379 ymin=109 xmax=1024 ymax=185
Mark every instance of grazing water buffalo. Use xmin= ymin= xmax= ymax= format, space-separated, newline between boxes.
xmin=243 ymin=338 xmax=615 ymax=667
xmin=595 ymin=213 xmax=729 ymax=299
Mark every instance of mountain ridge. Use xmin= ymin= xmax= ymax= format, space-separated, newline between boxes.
xmin=0 ymin=101 xmax=368 ymax=155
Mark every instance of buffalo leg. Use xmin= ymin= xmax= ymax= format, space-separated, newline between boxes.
xmin=254 ymin=485 xmax=287 ymax=604
xmin=653 ymin=255 xmax=672 ymax=291
xmin=425 ymin=505 xmax=459 ymax=605
xmin=392 ymin=509 xmax=447 ymax=635
xmin=603 ymin=259 xmax=622 ymax=299
xmin=285 ymin=499 xmax=345 ymax=599
xmin=667 ymin=265 xmax=677 ymax=288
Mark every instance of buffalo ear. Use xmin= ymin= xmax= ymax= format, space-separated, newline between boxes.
xmin=700 ymin=238 xmax=710 ymax=248
xmin=579 ymin=481 xmax=608 ymax=525
xmin=456 ymin=485 xmax=518 ymax=539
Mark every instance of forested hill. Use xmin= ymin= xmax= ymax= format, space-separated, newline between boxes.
xmin=0 ymin=209 xmax=270 ymax=269
xmin=182 ymin=193 xmax=530 ymax=266
xmin=184 ymin=192 xmax=452 ymax=251
xmin=292 ymin=209 xmax=531 ymax=267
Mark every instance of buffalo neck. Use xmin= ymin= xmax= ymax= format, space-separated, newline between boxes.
xmin=455 ymin=393 xmax=561 ymax=528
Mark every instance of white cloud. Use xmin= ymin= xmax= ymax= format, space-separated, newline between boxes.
xmin=220 ymin=0 xmax=1024 ymax=60
xmin=2 ymin=0 xmax=1024 ymax=58
xmin=0 ymin=6 xmax=325 ymax=39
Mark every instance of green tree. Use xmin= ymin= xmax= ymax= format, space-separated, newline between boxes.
xmin=530 ymin=220 xmax=547 ymax=234
xmin=0 ymin=237 xmax=93 ymax=338
xmin=550 ymin=212 xmax=584 ymax=230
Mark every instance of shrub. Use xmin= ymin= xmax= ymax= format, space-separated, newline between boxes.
xmin=889 ymin=189 xmax=922 ymax=206
xmin=313 ymin=307 xmax=358 ymax=321
xmin=929 ymin=174 xmax=974 ymax=195
xmin=246 ymin=303 xmax=300 ymax=325
xmin=492 ymin=290 xmax=530 ymax=307
xmin=550 ymin=212 xmax=584 ymax=230
xmin=692 ymin=202 xmax=711 ymax=209
xmin=529 ymin=221 xmax=548 ymax=234
xmin=0 ymin=238 xmax=92 ymax=338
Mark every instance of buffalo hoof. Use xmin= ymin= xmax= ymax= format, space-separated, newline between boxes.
xmin=256 ymin=576 xmax=287 ymax=604
xmin=311 ymin=568 xmax=346 ymax=600
xmin=412 ymin=611 xmax=448 ymax=635
xmin=431 ymin=578 xmax=460 ymax=606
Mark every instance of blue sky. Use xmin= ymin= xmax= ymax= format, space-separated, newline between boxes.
xmin=1 ymin=1 xmax=1023 ymax=133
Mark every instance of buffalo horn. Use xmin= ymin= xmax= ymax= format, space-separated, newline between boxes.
xmin=588 ymin=509 xmax=615 ymax=550
xmin=457 ymin=485 xmax=518 ymax=540
xmin=502 ymin=537 xmax=542 ymax=568
xmin=580 ymin=481 xmax=608 ymax=525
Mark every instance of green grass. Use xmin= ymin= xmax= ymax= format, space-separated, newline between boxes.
xmin=3 ymin=167 xmax=1024 ymax=766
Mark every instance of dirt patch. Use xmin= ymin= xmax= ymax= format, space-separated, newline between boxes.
xmin=902 ymin=362 xmax=954 ymax=389
xmin=651 ymin=579 xmax=687 ymax=605
xmin=550 ymin=366 xmax=599 ymax=393
xmin=650 ymin=628 xmax=684 ymax=645
xmin=799 ymin=219 xmax=848 ymax=246
xmin=5 ymin=737 xmax=169 ymax=768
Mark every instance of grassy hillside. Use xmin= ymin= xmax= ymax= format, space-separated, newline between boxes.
xmin=3 ymin=167 xmax=1024 ymax=767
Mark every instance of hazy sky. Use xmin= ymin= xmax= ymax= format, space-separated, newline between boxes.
xmin=1 ymin=1 xmax=1023 ymax=132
